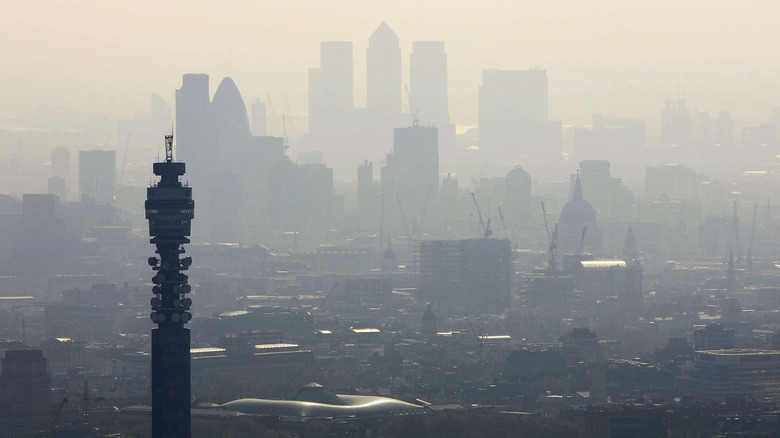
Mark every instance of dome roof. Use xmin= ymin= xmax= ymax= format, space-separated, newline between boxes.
xmin=559 ymin=176 xmax=597 ymax=224
xmin=506 ymin=165 xmax=531 ymax=196
xmin=506 ymin=165 xmax=530 ymax=183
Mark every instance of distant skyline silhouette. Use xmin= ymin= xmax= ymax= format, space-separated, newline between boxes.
xmin=3 ymin=0 xmax=779 ymax=133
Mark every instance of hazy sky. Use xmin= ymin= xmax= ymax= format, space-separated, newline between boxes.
xmin=4 ymin=0 xmax=779 ymax=133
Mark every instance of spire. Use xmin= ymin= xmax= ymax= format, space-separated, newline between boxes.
xmin=727 ymin=247 xmax=736 ymax=290
xmin=572 ymin=174 xmax=584 ymax=201
xmin=623 ymin=224 xmax=637 ymax=261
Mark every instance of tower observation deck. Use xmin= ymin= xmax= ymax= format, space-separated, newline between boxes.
xmin=146 ymin=134 xmax=194 ymax=437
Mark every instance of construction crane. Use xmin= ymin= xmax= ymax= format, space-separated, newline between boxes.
xmin=748 ymin=202 xmax=757 ymax=273
xmin=548 ymin=224 xmax=559 ymax=273
xmin=119 ymin=131 xmax=131 ymax=185
xmin=319 ymin=283 xmax=339 ymax=309
xmin=282 ymin=115 xmax=289 ymax=149
xmin=497 ymin=206 xmax=510 ymax=240
xmin=471 ymin=193 xmax=489 ymax=238
xmin=379 ymin=194 xmax=385 ymax=253
xmin=47 ymin=397 xmax=68 ymax=437
xmin=396 ymin=192 xmax=412 ymax=243
xmin=541 ymin=201 xmax=558 ymax=272
xmin=283 ymin=93 xmax=293 ymax=142
xmin=417 ymin=187 xmax=433 ymax=240
xmin=733 ymin=200 xmax=741 ymax=261
xmin=541 ymin=202 xmax=551 ymax=249
xmin=404 ymin=84 xmax=419 ymax=126
xmin=467 ymin=319 xmax=485 ymax=366
xmin=265 ymin=93 xmax=279 ymax=135
xmin=577 ymin=226 xmax=588 ymax=256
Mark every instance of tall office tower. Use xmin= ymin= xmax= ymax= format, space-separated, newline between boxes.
xmin=576 ymin=160 xmax=634 ymax=222
xmin=212 ymin=77 xmax=251 ymax=146
xmin=51 ymin=146 xmax=70 ymax=179
xmin=661 ymin=98 xmax=691 ymax=149
xmin=713 ymin=111 xmax=734 ymax=149
xmin=382 ymin=125 xmax=439 ymax=232
xmin=308 ymin=67 xmax=323 ymax=135
xmin=239 ymin=136 xmax=285 ymax=242
xmin=357 ymin=160 xmax=374 ymax=212
xmin=79 ymin=150 xmax=116 ymax=204
xmin=645 ymin=163 xmax=697 ymax=201
xmin=321 ymin=41 xmax=353 ymax=112
xmin=146 ymin=135 xmax=194 ymax=438
xmin=14 ymin=194 xmax=71 ymax=276
xmin=479 ymin=68 xmax=560 ymax=160
xmin=175 ymin=74 xmax=253 ymax=243
xmin=251 ymin=99 xmax=267 ymax=136
xmin=309 ymin=41 xmax=353 ymax=137
xmin=210 ymin=77 xmax=251 ymax=243
xmin=175 ymin=74 xmax=210 ymax=167
xmin=367 ymin=22 xmax=401 ymax=116
xmin=573 ymin=113 xmax=645 ymax=161
xmin=577 ymin=160 xmax=612 ymax=218
xmin=410 ymin=41 xmax=449 ymax=126
xmin=50 ymin=146 xmax=70 ymax=200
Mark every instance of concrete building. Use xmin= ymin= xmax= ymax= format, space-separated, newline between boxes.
xmin=381 ymin=125 xmax=439 ymax=234
xmin=478 ymin=68 xmax=561 ymax=161
xmin=309 ymin=41 xmax=353 ymax=136
xmin=564 ymin=405 xmax=667 ymax=438
xmin=344 ymin=277 xmax=392 ymax=305
xmin=684 ymin=349 xmax=780 ymax=401
xmin=577 ymin=160 xmax=612 ymax=219
xmin=0 ymin=349 xmax=52 ymax=418
xmin=573 ymin=113 xmax=645 ymax=160
xmin=661 ymin=98 xmax=691 ymax=149
xmin=694 ymin=324 xmax=735 ymax=351
xmin=13 ymin=194 xmax=75 ymax=276
xmin=175 ymin=73 xmax=211 ymax=171
xmin=418 ymin=238 xmax=511 ymax=313
xmin=645 ymin=163 xmax=697 ymax=201
xmin=50 ymin=146 xmax=70 ymax=200
xmin=410 ymin=41 xmax=449 ymax=127
xmin=251 ymin=99 xmax=267 ymax=137
xmin=79 ymin=150 xmax=116 ymax=204
xmin=574 ymin=160 xmax=634 ymax=222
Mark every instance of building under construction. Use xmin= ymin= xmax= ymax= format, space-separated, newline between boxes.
xmin=417 ymin=238 xmax=511 ymax=314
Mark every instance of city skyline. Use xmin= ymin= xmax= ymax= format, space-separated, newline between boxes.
xmin=3 ymin=1 xmax=780 ymax=135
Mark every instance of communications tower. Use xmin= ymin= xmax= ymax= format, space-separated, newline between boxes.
xmin=146 ymin=134 xmax=194 ymax=437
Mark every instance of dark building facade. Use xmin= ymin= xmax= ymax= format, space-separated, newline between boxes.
xmin=0 ymin=349 xmax=51 ymax=419
xmin=418 ymin=238 xmax=511 ymax=313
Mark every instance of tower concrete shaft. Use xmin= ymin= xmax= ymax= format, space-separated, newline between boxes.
xmin=146 ymin=134 xmax=194 ymax=438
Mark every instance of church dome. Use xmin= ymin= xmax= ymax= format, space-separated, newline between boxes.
xmin=506 ymin=165 xmax=530 ymax=185
xmin=559 ymin=176 xmax=597 ymax=224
